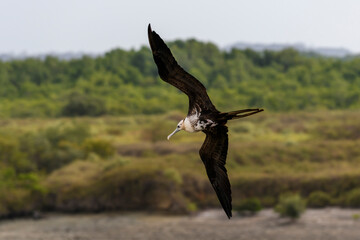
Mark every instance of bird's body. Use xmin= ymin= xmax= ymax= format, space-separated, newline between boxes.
xmin=184 ymin=114 xmax=200 ymax=132
xmin=184 ymin=111 xmax=218 ymax=132
xmin=148 ymin=24 xmax=263 ymax=219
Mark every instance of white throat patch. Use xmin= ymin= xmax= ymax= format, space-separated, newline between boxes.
xmin=183 ymin=117 xmax=196 ymax=132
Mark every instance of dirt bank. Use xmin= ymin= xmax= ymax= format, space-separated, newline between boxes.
xmin=1 ymin=208 xmax=360 ymax=240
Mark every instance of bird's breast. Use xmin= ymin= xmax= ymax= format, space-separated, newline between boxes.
xmin=183 ymin=117 xmax=196 ymax=132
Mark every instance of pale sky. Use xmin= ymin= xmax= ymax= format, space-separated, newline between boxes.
xmin=0 ymin=0 xmax=359 ymax=54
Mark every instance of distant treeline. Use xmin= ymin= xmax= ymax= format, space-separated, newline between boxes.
xmin=1 ymin=40 xmax=360 ymax=117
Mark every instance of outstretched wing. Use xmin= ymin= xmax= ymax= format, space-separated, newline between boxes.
xmin=199 ymin=125 xmax=232 ymax=218
xmin=148 ymin=24 xmax=218 ymax=115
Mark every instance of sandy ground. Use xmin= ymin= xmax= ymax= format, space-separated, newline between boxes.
xmin=0 ymin=208 xmax=360 ymax=240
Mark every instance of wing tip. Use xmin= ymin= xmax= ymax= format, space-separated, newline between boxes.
xmin=212 ymin=182 xmax=232 ymax=219
xmin=222 ymin=198 xmax=232 ymax=219
xmin=225 ymin=209 xmax=232 ymax=219
xmin=147 ymin=23 xmax=155 ymax=51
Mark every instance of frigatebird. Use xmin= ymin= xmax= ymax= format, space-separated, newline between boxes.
xmin=148 ymin=24 xmax=263 ymax=219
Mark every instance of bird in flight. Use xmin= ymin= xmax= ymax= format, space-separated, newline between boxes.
xmin=148 ymin=24 xmax=263 ymax=219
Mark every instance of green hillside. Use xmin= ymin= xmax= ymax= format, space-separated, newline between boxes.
xmin=1 ymin=40 xmax=360 ymax=117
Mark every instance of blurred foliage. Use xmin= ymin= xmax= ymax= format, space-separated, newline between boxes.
xmin=307 ymin=191 xmax=332 ymax=208
xmin=345 ymin=188 xmax=360 ymax=208
xmin=234 ymin=197 xmax=263 ymax=214
xmin=2 ymin=111 xmax=360 ymax=217
xmin=1 ymin=40 xmax=360 ymax=117
xmin=0 ymin=167 xmax=46 ymax=218
xmin=274 ymin=194 xmax=306 ymax=219
xmin=19 ymin=122 xmax=91 ymax=172
xmin=163 ymin=168 xmax=183 ymax=185
xmin=62 ymin=92 xmax=106 ymax=117
xmin=82 ymin=138 xmax=116 ymax=158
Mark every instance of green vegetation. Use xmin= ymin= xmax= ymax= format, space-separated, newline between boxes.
xmin=345 ymin=188 xmax=360 ymax=208
xmin=234 ymin=198 xmax=263 ymax=214
xmin=307 ymin=191 xmax=332 ymax=208
xmin=1 ymin=40 xmax=360 ymax=218
xmin=274 ymin=194 xmax=306 ymax=219
xmin=0 ymin=111 xmax=360 ymax=217
xmin=1 ymin=41 xmax=360 ymax=118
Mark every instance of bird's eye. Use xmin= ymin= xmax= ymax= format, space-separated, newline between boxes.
xmin=177 ymin=125 xmax=180 ymax=128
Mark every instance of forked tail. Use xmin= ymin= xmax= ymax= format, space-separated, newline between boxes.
xmin=220 ymin=108 xmax=264 ymax=121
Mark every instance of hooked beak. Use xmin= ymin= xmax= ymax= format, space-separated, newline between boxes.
xmin=167 ymin=128 xmax=180 ymax=140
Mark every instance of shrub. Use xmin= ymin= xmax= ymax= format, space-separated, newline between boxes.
xmin=345 ymin=188 xmax=360 ymax=207
xmin=307 ymin=191 xmax=332 ymax=208
xmin=19 ymin=123 xmax=91 ymax=172
xmin=62 ymin=92 xmax=106 ymax=116
xmin=0 ymin=168 xmax=46 ymax=218
xmin=186 ymin=202 xmax=198 ymax=212
xmin=163 ymin=168 xmax=183 ymax=185
xmin=235 ymin=198 xmax=263 ymax=214
xmin=53 ymin=123 xmax=91 ymax=144
xmin=0 ymin=138 xmax=34 ymax=173
xmin=141 ymin=120 xmax=176 ymax=142
xmin=83 ymin=138 xmax=116 ymax=159
xmin=45 ymin=162 xmax=189 ymax=213
xmin=274 ymin=194 xmax=306 ymax=219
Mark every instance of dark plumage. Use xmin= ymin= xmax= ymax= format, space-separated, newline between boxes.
xmin=148 ymin=24 xmax=263 ymax=219
xmin=147 ymin=24 xmax=216 ymax=115
xmin=199 ymin=125 xmax=231 ymax=218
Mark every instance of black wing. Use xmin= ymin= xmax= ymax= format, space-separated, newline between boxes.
xmin=199 ymin=125 xmax=232 ymax=218
xmin=148 ymin=24 xmax=218 ymax=115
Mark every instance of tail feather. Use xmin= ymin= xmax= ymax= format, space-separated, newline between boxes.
xmin=221 ymin=108 xmax=264 ymax=121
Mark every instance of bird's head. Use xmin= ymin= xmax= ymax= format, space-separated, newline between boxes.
xmin=167 ymin=119 xmax=185 ymax=140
